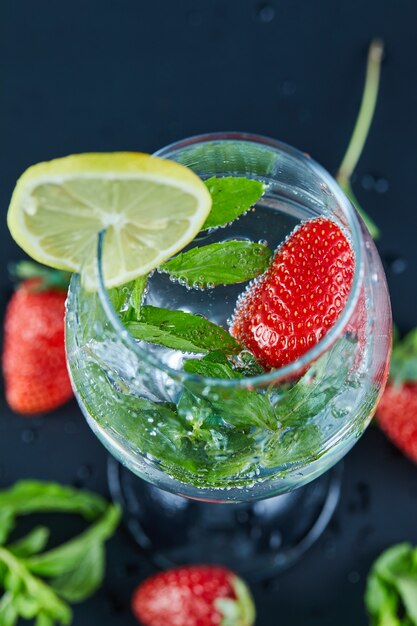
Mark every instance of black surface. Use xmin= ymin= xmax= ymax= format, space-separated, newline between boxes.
xmin=1 ymin=1 xmax=417 ymax=625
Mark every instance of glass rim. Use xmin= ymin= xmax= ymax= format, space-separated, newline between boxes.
xmin=96 ymin=131 xmax=365 ymax=388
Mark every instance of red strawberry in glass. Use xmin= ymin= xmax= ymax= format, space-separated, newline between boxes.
xmin=230 ymin=217 xmax=355 ymax=369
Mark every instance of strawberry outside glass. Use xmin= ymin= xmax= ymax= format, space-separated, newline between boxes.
xmin=65 ymin=133 xmax=391 ymax=579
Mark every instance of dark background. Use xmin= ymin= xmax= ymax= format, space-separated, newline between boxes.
xmin=1 ymin=1 xmax=416 ymax=624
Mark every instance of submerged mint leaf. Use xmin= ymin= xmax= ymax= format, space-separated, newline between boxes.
xmin=126 ymin=306 xmax=241 ymax=354
xmin=130 ymin=274 xmax=148 ymax=317
xmin=184 ymin=351 xmax=243 ymax=379
xmin=160 ymin=241 xmax=272 ymax=288
xmin=202 ymin=177 xmax=265 ymax=230
xmin=338 ymin=178 xmax=380 ymax=240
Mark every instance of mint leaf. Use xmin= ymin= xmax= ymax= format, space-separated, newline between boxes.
xmin=130 ymin=274 xmax=148 ymax=317
xmin=339 ymin=179 xmax=380 ymax=240
xmin=0 ymin=482 xmax=120 ymax=625
xmin=26 ymin=505 xmax=120 ymax=580
xmin=0 ymin=592 xmax=18 ymax=626
xmin=48 ymin=541 xmax=104 ymax=604
xmin=183 ymin=353 xmax=276 ymax=430
xmin=0 ymin=546 xmax=72 ymax=626
xmin=8 ymin=527 xmax=50 ymax=558
xmin=365 ymin=543 xmax=417 ymax=626
xmin=202 ymin=177 xmax=265 ymax=230
xmin=184 ymin=351 xmax=243 ymax=379
xmin=126 ymin=305 xmax=241 ymax=354
xmin=0 ymin=481 xmax=107 ymax=521
xmin=160 ymin=241 xmax=271 ymax=288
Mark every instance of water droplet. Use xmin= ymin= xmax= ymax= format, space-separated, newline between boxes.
xmin=22 ymin=429 xmax=36 ymax=444
xmin=384 ymin=254 xmax=408 ymax=274
xmin=361 ymin=173 xmax=375 ymax=191
xmin=375 ymin=178 xmax=389 ymax=194
xmin=256 ymin=2 xmax=275 ymax=22
xmin=348 ymin=571 xmax=360 ymax=584
xmin=76 ymin=464 xmax=93 ymax=481
xmin=282 ymin=79 xmax=296 ymax=96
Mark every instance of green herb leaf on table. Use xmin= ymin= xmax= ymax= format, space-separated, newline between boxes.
xmin=0 ymin=481 xmax=120 ymax=626
xmin=202 ymin=177 xmax=265 ymax=230
xmin=0 ymin=481 xmax=107 ymax=525
xmin=7 ymin=527 xmax=50 ymax=558
xmin=126 ymin=305 xmax=241 ymax=354
xmin=160 ymin=241 xmax=272 ymax=289
xmin=365 ymin=543 xmax=417 ymax=626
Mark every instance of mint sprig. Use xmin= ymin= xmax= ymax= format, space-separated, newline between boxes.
xmin=126 ymin=305 xmax=241 ymax=354
xmin=365 ymin=543 xmax=417 ymax=626
xmin=0 ymin=481 xmax=120 ymax=626
xmin=202 ymin=176 xmax=265 ymax=230
xmin=160 ymin=240 xmax=272 ymax=289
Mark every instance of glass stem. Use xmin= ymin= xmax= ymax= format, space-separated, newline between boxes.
xmin=337 ymin=38 xmax=384 ymax=184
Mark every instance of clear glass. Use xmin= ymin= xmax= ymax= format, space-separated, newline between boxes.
xmin=65 ymin=133 xmax=391 ymax=505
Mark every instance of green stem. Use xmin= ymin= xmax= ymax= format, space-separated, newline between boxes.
xmin=337 ymin=38 xmax=384 ymax=183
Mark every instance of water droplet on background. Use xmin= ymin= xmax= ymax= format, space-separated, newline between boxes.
xmin=256 ymin=2 xmax=275 ymax=22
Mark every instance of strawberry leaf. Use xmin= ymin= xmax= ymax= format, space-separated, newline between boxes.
xmin=160 ymin=241 xmax=272 ymax=289
xmin=390 ymin=328 xmax=417 ymax=386
xmin=202 ymin=177 xmax=265 ymax=230
xmin=126 ymin=305 xmax=241 ymax=354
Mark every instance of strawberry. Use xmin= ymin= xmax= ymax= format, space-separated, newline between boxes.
xmin=230 ymin=217 xmax=355 ymax=369
xmin=131 ymin=565 xmax=256 ymax=626
xmin=376 ymin=328 xmax=417 ymax=463
xmin=2 ymin=262 xmax=73 ymax=415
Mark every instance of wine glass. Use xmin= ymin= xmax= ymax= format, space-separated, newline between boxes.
xmin=65 ymin=133 xmax=391 ymax=578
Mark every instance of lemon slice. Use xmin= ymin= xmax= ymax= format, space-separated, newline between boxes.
xmin=7 ymin=152 xmax=212 ymax=288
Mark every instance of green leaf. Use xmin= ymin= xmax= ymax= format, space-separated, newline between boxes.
xmin=0 ymin=592 xmax=18 ymax=626
xmin=126 ymin=305 xmax=241 ymax=354
xmin=160 ymin=241 xmax=271 ymax=289
xmin=0 ymin=481 xmax=107 ymax=521
xmin=390 ymin=328 xmax=417 ymax=385
xmin=26 ymin=505 xmax=120 ymax=578
xmin=202 ymin=176 xmax=265 ymax=230
xmin=365 ymin=543 xmax=417 ymax=626
xmin=184 ymin=351 xmax=243 ymax=379
xmin=7 ymin=527 xmax=50 ymax=558
xmin=183 ymin=353 xmax=276 ymax=430
xmin=338 ymin=178 xmax=380 ymax=240
xmin=50 ymin=541 xmax=104 ymax=603
xmin=35 ymin=612 xmax=55 ymax=626
xmin=130 ymin=274 xmax=148 ymax=317
xmin=0 ymin=547 xmax=72 ymax=626
xmin=0 ymin=508 xmax=15 ymax=545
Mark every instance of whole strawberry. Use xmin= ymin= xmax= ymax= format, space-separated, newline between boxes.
xmin=2 ymin=262 xmax=73 ymax=415
xmin=376 ymin=328 xmax=417 ymax=463
xmin=131 ymin=565 xmax=256 ymax=626
xmin=230 ymin=216 xmax=355 ymax=369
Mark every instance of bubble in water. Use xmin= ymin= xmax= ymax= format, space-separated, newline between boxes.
xmin=258 ymin=239 xmax=269 ymax=247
